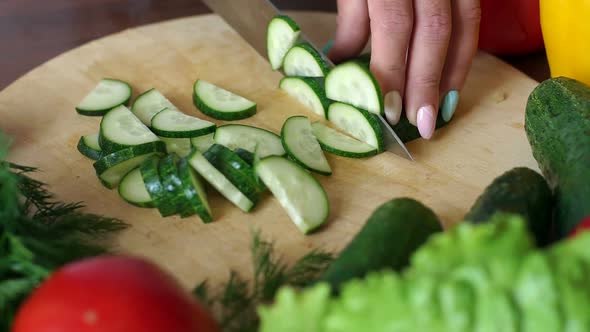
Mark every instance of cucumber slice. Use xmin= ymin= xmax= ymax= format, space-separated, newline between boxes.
xmin=131 ymin=88 xmax=178 ymax=126
xmin=255 ymin=156 xmax=329 ymax=234
xmin=190 ymin=133 xmax=215 ymax=152
xmin=151 ymin=108 xmax=216 ymax=138
xmin=279 ymin=77 xmax=329 ymax=118
xmin=234 ymin=148 xmax=255 ymax=165
xmin=214 ymin=124 xmax=285 ymax=158
xmin=99 ymin=105 xmax=160 ymax=153
xmin=118 ymin=167 xmax=154 ymax=208
xmin=188 ymin=150 xmax=254 ymax=212
xmin=281 ymin=116 xmax=332 ymax=176
xmin=93 ymin=141 xmax=166 ymax=189
xmin=203 ymin=144 xmax=264 ymax=204
xmin=140 ymin=155 xmax=176 ymax=217
xmin=267 ymin=15 xmax=301 ymax=70
xmin=283 ymin=42 xmax=331 ymax=77
xmin=77 ymin=134 xmax=102 ymax=160
xmin=193 ymin=80 xmax=256 ymax=120
xmin=159 ymin=136 xmax=192 ymax=157
xmin=325 ymin=60 xmax=384 ymax=115
xmin=177 ymin=158 xmax=213 ymax=222
xmin=158 ymin=153 xmax=192 ymax=217
xmin=75 ymin=78 xmax=132 ymax=116
xmin=327 ymin=102 xmax=384 ymax=152
xmin=311 ymin=122 xmax=379 ymax=158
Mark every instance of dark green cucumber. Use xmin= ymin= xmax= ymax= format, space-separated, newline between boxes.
xmin=140 ymin=155 xmax=176 ymax=217
xmin=93 ymin=141 xmax=166 ymax=189
xmin=234 ymin=148 xmax=255 ymax=165
xmin=525 ymin=77 xmax=590 ymax=237
xmin=158 ymin=153 xmax=191 ymax=216
xmin=203 ymin=144 xmax=263 ymax=204
xmin=118 ymin=167 xmax=155 ymax=208
xmin=392 ymin=113 xmax=448 ymax=143
xmin=77 ymin=134 xmax=102 ymax=160
xmin=318 ymin=197 xmax=442 ymax=292
xmin=176 ymin=157 xmax=213 ymax=222
xmin=465 ymin=167 xmax=554 ymax=246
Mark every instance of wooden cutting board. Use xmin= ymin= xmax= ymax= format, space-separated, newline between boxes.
xmin=0 ymin=12 xmax=540 ymax=289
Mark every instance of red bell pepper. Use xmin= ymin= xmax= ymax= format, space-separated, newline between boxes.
xmin=569 ymin=216 xmax=590 ymax=238
xmin=478 ymin=0 xmax=545 ymax=55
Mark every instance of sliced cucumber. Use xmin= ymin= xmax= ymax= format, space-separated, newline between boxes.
xmin=77 ymin=134 xmax=102 ymax=160
xmin=118 ymin=167 xmax=154 ymax=208
xmin=75 ymin=78 xmax=132 ymax=116
xmin=177 ymin=158 xmax=213 ymax=222
xmin=214 ymin=124 xmax=285 ymax=158
xmin=283 ymin=43 xmax=330 ymax=77
xmin=99 ymin=105 xmax=160 ymax=153
xmin=188 ymin=150 xmax=254 ymax=212
xmin=159 ymin=136 xmax=192 ymax=157
xmin=93 ymin=141 xmax=166 ymax=189
xmin=235 ymin=148 xmax=255 ymax=165
xmin=151 ymin=108 xmax=216 ymax=138
xmin=140 ymin=155 xmax=176 ymax=217
xmin=131 ymin=88 xmax=178 ymax=126
xmin=327 ymin=102 xmax=384 ymax=152
xmin=325 ymin=60 xmax=384 ymax=115
xmin=255 ymin=156 xmax=329 ymax=234
xmin=267 ymin=15 xmax=301 ymax=70
xmin=193 ymin=80 xmax=256 ymax=120
xmin=279 ymin=77 xmax=329 ymax=118
xmin=190 ymin=133 xmax=215 ymax=152
xmin=158 ymin=154 xmax=191 ymax=216
xmin=311 ymin=122 xmax=379 ymax=158
xmin=281 ymin=116 xmax=331 ymax=176
xmin=203 ymin=144 xmax=264 ymax=204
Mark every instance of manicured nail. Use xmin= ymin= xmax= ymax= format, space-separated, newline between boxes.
xmin=417 ymin=105 xmax=435 ymax=139
xmin=322 ymin=39 xmax=334 ymax=55
xmin=384 ymin=90 xmax=402 ymax=125
xmin=441 ymin=90 xmax=459 ymax=122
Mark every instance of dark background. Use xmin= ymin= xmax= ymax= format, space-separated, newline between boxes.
xmin=0 ymin=0 xmax=549 ymax=90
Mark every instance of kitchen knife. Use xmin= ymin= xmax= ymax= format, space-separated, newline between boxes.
xmin=201 ymin=0 xmax=414 ymax=161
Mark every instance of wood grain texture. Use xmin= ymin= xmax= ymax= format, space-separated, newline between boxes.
xmin=0 ymin=12 xmax=540 ymax=289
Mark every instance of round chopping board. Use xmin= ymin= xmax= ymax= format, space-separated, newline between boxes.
xmin=0 ymin=12 xmax=540 ymax=288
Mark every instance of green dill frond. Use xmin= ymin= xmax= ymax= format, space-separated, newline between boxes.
xmin=194 ymin=231 xmax=334 ymax=332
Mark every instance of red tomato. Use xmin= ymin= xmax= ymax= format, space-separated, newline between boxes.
xmin=569 ymin=217 xmax=590 ymax=238
xmin=478 ymin=0 xmax=545 ymax=55
xmin=12 ymin=256 xmax=220 ymax=332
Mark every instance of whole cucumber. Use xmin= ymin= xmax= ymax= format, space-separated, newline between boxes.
xmin=318 ymin=197 xmax=442 ymax=292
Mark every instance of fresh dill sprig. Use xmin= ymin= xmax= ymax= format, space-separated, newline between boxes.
xmin=0 ymin=134 xmax=128 ymax=331
xmin=194 ymin=231 xmax=333 ymax=332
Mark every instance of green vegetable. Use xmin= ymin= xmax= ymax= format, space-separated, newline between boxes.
xmin=465 ymin=167 xmax=554 ymax=246
xmin=318 ymin=198 xmax=442 ymax=292
xmin=194 ymin=231 xmax=333 ymax=332
xmin=0 ymin=134 xmax=127 ymax=329
xmin=525 ymin=76 xmax=590 ymax=237
xmin=392 ymin=112 xmax=448 ymax=143
xmin=258 ymin=214 xmax=590 ymax=332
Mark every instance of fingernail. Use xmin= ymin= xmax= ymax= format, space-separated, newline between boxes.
xmin=441 ymin=90 xmax=459 ymax=122
xmin=322 ymin=39 xmax=334 ymax=55
xmin=417 ymin=105 xmax=435 ymax=139
xmin=384 ymin=90 xmax=402 ymax=125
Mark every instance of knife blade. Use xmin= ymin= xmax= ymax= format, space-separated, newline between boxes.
xmin=202 ymin=0 xmax=413 ymax=161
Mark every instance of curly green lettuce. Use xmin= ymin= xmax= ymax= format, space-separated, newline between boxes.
xmin=258 ymin=214 xmax=590 ymax=332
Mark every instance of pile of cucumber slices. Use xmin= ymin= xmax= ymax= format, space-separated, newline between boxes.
xmin=74 ymin=15 xmax=396 ymax=235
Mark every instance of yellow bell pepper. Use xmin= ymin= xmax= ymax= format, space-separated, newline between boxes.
xmin=540 ymin=0 xmax=590 ymax=86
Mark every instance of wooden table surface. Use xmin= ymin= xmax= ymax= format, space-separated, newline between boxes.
xmin=1 ymin=0 xmax=551 ymax=91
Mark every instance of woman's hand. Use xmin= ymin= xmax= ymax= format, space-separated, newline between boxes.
xmin=327 ymin=0 xmax=481 ymax=139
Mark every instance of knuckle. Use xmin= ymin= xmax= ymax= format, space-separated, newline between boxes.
xmin=420 ymin=11 xmax=452 ymax=42
xmin=463 ymin=2 xmax=482 ymax=25
xmin=414 ymin=73 xmax=441 ymax=88
xmin=375 ymin=0 xmax=413 ymax=34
